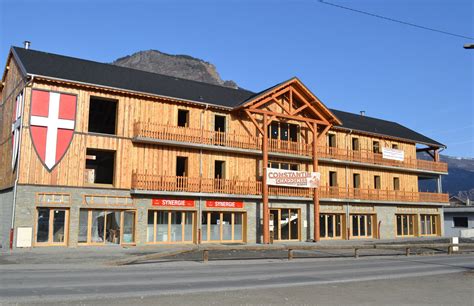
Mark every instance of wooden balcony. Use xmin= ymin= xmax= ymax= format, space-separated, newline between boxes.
xmin=133 ymin=122 xmax=448 ymax=173
xmin=131 ymin=173 xmax=449 ymax=204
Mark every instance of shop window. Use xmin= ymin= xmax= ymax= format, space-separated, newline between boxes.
xmin=35 ymin=208 xmax=68 ymax=245
xmin=88 ymin=97 xmax=117 ymax=135
xmin=320 ymin=214 xmax=343 ymax=239
xmin=269 ymin=208 xmax=299 ymax=241
xmin=374 ymin=176 xmax=381 ymax=189
xmin=373 ymin=141 xmax=380 ymax=153
xmin=177 ymin=109 xmax=189 ymax=127
xmin=329 ymin=171 xmax=338 ymax=187
xmin=353 ymin=173 xmax=361 ymax=189
xmin=393 ymin=177 xmax=400 ymax=190
xmin=420 ymin=214 xmax=438 ymax=236
xmin=147 ymin=210 xmax=194 ymax=243
xmin=453 ymin=217 xmax=468 ymax=228
xmin=202 ymin=211 xmax=245 ymax=242
xmin=328 ymin=134 xmax=337 ymax=148
xmin=85 ymin=149 xmax=115 ymax=185
xmin=78 ymin=209 xmax=135 ymax=245
xmin=351 ymin=214 xmax=373 ymax=238
xmin=176 ymin=156 xmax=188 ymax=177
xmin=352 ymin=138 xmax=359 ymax=151
xmin=396 ymin=214 xmax=416 ymax=237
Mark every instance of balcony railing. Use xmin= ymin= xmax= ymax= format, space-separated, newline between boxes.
xmin=133 ymin=122 xmax=448 ymax=173
xmin=131 ymin=173 xmax=449 ymax=203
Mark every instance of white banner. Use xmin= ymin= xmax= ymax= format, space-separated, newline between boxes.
xmin=266 ymin=168 xmax=320 ymax=188
xmin=382 ymin=147 xmax=404 ymax=161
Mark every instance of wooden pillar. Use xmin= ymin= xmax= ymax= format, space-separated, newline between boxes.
xmin=313 ymin=122 xmax=320 ymax=242
xmin=262 ymin=113 xmax=270 ymax=244
xmin=434 ymin=149 xmax=440 ymax=162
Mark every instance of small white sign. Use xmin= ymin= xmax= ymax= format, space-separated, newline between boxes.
xmin=303 ymin=220 xmax=308 ymax=228
xmin=266 ymin=168 xmax=320 ymax=188
xmin=382 ymin=147 xmax=404 ymax=161
xmin=16 ymin=227 xmax=32 ymax=248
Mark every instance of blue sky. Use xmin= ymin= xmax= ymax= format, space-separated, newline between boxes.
xmin=1 ymin=0 xmax=473 ymax=157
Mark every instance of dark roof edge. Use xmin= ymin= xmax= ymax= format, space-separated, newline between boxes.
xmin=29 ymin=73 xmax=235 ymax=111
xmin=332 ymin=125 xmax=446 ymax=148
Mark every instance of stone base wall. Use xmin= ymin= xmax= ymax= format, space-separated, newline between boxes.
xmin=0 ymin=188 xmax=14 ymax=249
xmin=12 ymin=184 xmax=445 ymax=248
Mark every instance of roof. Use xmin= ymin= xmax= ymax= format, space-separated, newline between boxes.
xmin=9 ymin=46 xmax=445 ymax=147
xmin=329 ymin=109 xmax=444 ymax=147
xmin=11 ymin=47 xmax=255 ymax=108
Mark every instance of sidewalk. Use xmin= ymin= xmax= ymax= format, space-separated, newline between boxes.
xmin=1 ymin=237 xmax=472 ymax=266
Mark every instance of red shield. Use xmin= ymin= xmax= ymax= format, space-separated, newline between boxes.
xmin=30 ymin=89 xmax=77 ymax=171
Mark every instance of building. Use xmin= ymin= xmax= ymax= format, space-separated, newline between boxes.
xmin=0 ymin=46 xmax=449 ymax=248
xmin=444 ymin=196 xmax=474 ymax=238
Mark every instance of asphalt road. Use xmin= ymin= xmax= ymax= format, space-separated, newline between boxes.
xmin=1 ymin=254 xmax=473 ymax=305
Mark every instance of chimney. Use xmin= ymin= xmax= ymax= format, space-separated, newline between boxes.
xmin=23 ymin=41 xmax=31 ymax=50
xmin=360 ymin=111 xmax=365 ymax=116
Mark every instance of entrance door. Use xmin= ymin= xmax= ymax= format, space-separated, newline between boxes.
xmin=269 ymin=208 xmax=300 ymax=241
xmin=35 ymin=208 xmax=69 ymax=246
xmin=214 ymin=115 xmax=226 ymax=145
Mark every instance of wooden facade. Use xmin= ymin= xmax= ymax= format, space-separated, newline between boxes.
xmin=0 ymin=50 xmax=449 ymax=248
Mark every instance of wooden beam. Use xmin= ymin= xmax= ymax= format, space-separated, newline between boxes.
xmin=292 ymin=104 xmax=308 ymax=116
xmin=292 ymin=89 xmax=330 ymax=125
xmin=305 ymin=121 xmax=315 ymax=134
xmin=313 ymin=122 xmax=320 ymax=242
xmin=317 ymin=125 xmax=332 ymax=141
xmin=244 ymin=109 xmax=264 ymax=135
xmin=247 ymin=108 xmax=329 ymax=126
xmin=262 ymin=113 xmax=270 ymax=244
xmin=249 ymin=87 xmax=291 ymax=110
xmin=271 ymin=97 xmax=291 ymax=115
xmin=289 ymin=89 xmax=293 ymax=114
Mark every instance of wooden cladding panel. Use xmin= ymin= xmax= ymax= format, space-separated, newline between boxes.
xmin=15 ymin=80 xmax=423 ymax=191
xmin=0 ymin=58 xmax=25 ymax=189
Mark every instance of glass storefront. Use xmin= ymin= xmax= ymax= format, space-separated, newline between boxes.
xmin=270 ymin=208 xmax=300 ymax=241
xmin=201 ymin=211 xmax=245 ymax=242
xmin=147 ymin=210 xmax=195 ymax=243
xmin=320 ymin=214 xmax=343 ymax=239
xmin=78 ymin=209 xmax=135 ymax=245
xmin=36 ymin=208 xmax=69 ymax=245
xmin=351 ymin=214 xmax=374 ymax=238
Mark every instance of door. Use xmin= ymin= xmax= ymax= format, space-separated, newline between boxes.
xmin=269 ymin=208 xmax=300 ymax=241
xmin=35 ymin=208 xmax=69 ymax=246
xmin=214 ymin=115 xmax=226 ymax=145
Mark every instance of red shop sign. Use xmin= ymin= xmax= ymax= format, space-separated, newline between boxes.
xmin=206 ymin=200 xmax=244 ymax=209
xmin=152 ymin=199 xmax=195 ymax=207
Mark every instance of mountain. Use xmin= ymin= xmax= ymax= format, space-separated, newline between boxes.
xmin=112 ymin=50 xmax=473 ymax=200
xmin=112 ymin=50 xmax=239 ymax=89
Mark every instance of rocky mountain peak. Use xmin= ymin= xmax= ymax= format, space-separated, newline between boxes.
xmin=112 ymin=50 xmax=238 ymax=89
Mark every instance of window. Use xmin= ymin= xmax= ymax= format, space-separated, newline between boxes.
xmin=268 ymin=122 xmax=298 ymax=141
xmin=453 ymin=217 xmax=468 ymax=228
xmin=147 ymin=210 xmax=195 ymax=243
xmin=353 ymin=173 xmax=361 ymax=189
xmin=329 ymin=171 xmax=337 ymax=187
xmin=396 ymin=214 xmax=416 ymax=237
xmin=320 ymin=214 xmax=343 ymax=239
xmin=88 ymin=97 xmax=117 ymax=135
xmin=373 ymin=141 xmax=380 ymax=153
xmin=177 ymin=109 xmax=189 ymax=127
xmin=214 ymin=160 xmax=225 ymax=179
xmin=420 ymin=214 xmax=439 ymax=236
xmin=79 ymin=209 xmax=135 ymax=245
xmin=352 ymin=138 xmax=359 ymax=151
xmin=176 ymin=157 xmax=188 ymax=177
xmin=214 ymin=115 xmax=226 ymax=132
xmin=270 ymin=208 xmax=300 ymax=241
xmin=202 ymin=211 xmax=245 ymax=242
xmin=85 ymin=149 xmax=115 ymax=185
xmin=392 ymin=144 xmax=399 ymax=150
xmin=36 ymin=208 xmax=69 ymax=245
xmin=328 ymin=134 xmax=337 ymax=147
xmin=393 ymin=177 xmax=400 ymax=190
xmin=268 ymin=161 xmax=299 ymax=170
xmin=374 ymin=176 xmax=381 ymax=189
xmin=351 ymin=214 xmax=374 ymax=238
